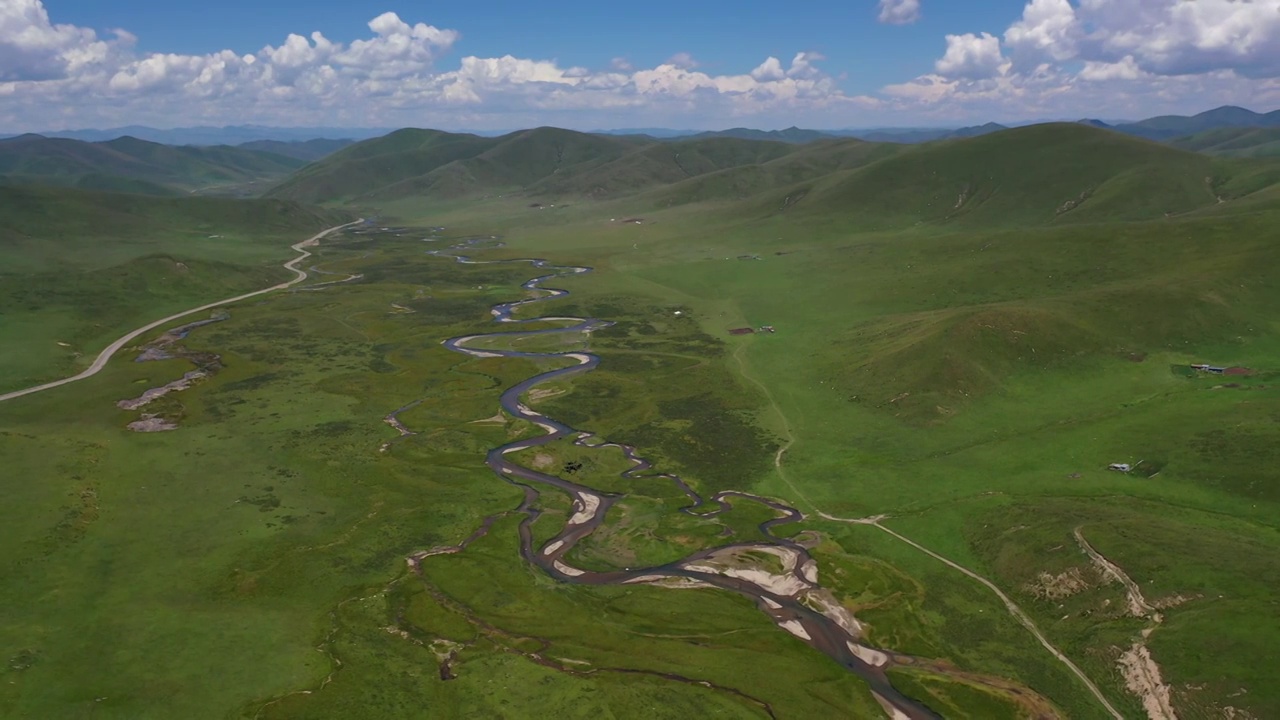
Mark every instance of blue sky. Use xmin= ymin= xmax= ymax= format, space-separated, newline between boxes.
xmin=44 ymin=0 xmax=1028 ymax=94
xmin=2 ymin=0 xmax=1279 ymax=131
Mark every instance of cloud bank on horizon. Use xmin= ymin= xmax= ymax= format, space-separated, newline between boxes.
xmin=1 ymin=0 xmax=1278 ymax=131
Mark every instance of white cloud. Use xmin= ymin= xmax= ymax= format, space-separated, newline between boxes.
xmin=333 ymin=11 xmax=458 ymax=77
xmin=453 ymin=55 xmax=581 ymax=86
xmin=0 ymin=0 xmax=123 ymax=81
xmin=1003 ymin=0 xmax=1078 ymax=72
xmin=3 ymin=0 xmax=1280 ymax=132
xmin=665 ymin=52 xmax=698 ymax=69
xmin=259 ymin=32 xmax=337 ymax=88
xmin=935 ymin=33 xmax=1007 ymax=80
xmin=1078 ymin=55 xmax=1146 ymax=82
xmin=883 ymin=65 xmax=1280 ymax=123
xmin=889 ymin=0 xmax=1280 ymax=122
xmin=0 ymin=2 xmax=865 ymax=131
xmin=787 ymin=51 xmax=825 ymax=79
xmin=1001 ymin=0 xmax=1280 ymax=78
xmin=877 ymin=0 xmax=921 ymax=25
xmin=1080 ymin=0 xmax=1280 ymax=78
xmin=751 ymin=57 xmax=787 ymax=82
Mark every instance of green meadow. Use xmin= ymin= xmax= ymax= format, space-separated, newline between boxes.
xmin=0 ymin=186 xmax=348 ymax=392
xmin=3 ymin=123 xmax=1280 ymax=718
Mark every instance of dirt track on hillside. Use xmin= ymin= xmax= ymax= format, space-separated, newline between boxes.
xmin=0 ymin=219 xmax=363 ymax=404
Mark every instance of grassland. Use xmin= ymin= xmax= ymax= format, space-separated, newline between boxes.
xmin=1170 ymin=127 xmax=1280 ymax=158
xmin=0 ymin=186 xmax=348 ymax=392
xmin=364 ymin=126 xmax=1280 ymax=716
xmin=0 ymin=227 xmax=893 ymax=719
xmin=4 ymin=123 xmax=1280 ymax=718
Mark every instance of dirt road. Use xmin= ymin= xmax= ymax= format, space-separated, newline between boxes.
xmin=0 ymin=219 xmax=363 ymax=404
xmin=872 ymin=521 xmax=1126 ymax=719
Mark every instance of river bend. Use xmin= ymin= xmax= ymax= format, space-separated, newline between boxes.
xmin=428 ymin=237 xmax=941 ymax=719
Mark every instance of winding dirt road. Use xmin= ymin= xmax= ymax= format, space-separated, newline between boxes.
xmin=0 ymin=219 xmax=363 ymax=405
xmin=872 ymin=521 xmax=1125 ymax=719
xmin=732 ymin=332 xmax=1125 ymax=717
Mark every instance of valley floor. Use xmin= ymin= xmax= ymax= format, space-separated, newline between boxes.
xmin=3 ymin=196 xmax=1278 ymax=719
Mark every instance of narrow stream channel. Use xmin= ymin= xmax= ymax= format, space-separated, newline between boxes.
xmin=428 ymin=236 xmax=942 ymax=719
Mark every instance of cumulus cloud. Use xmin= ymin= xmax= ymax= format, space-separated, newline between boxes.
xmin=1002 ymin=0 xmax=1078 ymax=72
xmin=664 ymin=52 xmax=698 ymax=69
xmin=1079 ymin=0 xmax=1280 ymax=78
xmin=883 ymin=65 xmax=1280 ymax=123
xmin=0 ymin=0 xmax=125 ymax=81
xmin=787 ymin=51 xmax=825 ymax=79
xmin=877 ymin=0 xmax=921 ymax=25
xmin=1078 ymin=55 xmax=1146 ymax=83
xmin=935 ymin=33 xmax=1007 ymax=80
xmin=751 ymin=57 xmax=787 ymax=82
xmin=892 ymin=0 xmax=1280 ymax=121
xmin=0 ymin=1 xmax=863 ymax=130
xmin=5 ymin=0 xmax=1280 ymax=131
xmin=1000 ymin=0 xmax=1280 ymax=77
xmin=334 ymin=11 xmax=458 ymax=77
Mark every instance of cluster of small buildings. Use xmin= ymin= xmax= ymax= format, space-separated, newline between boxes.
xmin=728 ymin=325 xmax=776 ymax=336
xmin=1191 ymin=364 xmax=1252 ymax=376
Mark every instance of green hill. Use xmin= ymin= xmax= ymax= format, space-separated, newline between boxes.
xmin=270 ymin=127 xmax=654 ymax=203
xmin=268 ymin=128 xmax=813 ymax=204
xmin=0 ymin=134 xmax=306 ymax=196
xmin=528 ymin=136 xmax=803 ymax=199
xmin=266 ymin=128 xmax=496 ymax=203
xmin=634 ymin=137 xmax=904 ymax=208
xmin=0 ymin=184 xmax=349 ymax=389
xmin=1170 ymin=127 xmax=1280 ymax=158
xmin=772 ymin=123 xmax=1275 ymax=230
xmin=268 ymin=122 xmax=1280 ymax=223
xmin=0 ymin=184 xmax=342 ymax=265
xmin=269 ymin=126 xmax=911 ymax=205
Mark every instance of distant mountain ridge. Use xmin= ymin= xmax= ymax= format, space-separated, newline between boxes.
xmin=1094 ymin=106 xmax=1280 ymax=140
xmin=6 ymin=104 xmax=1279 ymax=202
xmin=265 ymin=125 xmax=913 ymax=204
xmin=0 ymin=133 xmax=308 ymax=196
xmin=644 ymin=124 xmax=1012 ymax=145
xmin=684 ymin=127 xmax=838 ymax=144
xmin=236 ymin=138 xmax=356 ymax=162
xmin=1 ymin=125 xmax=390 ymax=146
xmin=673 ymin=107 xmax=1278 ymax=144
xmin=849 ymin=123 xmax=1009 ymax=144
xmin=1167 ymin=127 xmax=1280 ymax=158
xmin=590 ymin=128 xmax=701 ymax=138
xmin=263 ymin=120 xmax=1280 ymax=235
xmin=7 ymin=105 xmax=1277 ymax=149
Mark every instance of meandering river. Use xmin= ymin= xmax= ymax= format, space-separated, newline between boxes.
xmin=430 ymin=237 xmax=942 ymax=719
